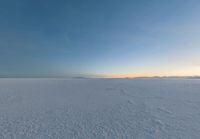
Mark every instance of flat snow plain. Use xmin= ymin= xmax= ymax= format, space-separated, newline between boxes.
xmin=0 ymin=78 xmax=200 ymax=139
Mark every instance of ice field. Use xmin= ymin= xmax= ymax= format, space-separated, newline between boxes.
xmin=0 ymin=78 xmax=200 ymax=139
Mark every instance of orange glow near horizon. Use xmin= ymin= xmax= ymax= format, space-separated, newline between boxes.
xmin=102 ymin=67 xmax=200 ymax=78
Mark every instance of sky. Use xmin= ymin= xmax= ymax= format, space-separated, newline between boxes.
xmin=0 ymin=0 xmax=200 ymax=78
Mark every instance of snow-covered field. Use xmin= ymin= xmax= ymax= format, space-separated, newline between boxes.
xmin=0 ymin=78 xmax=200 ymax=139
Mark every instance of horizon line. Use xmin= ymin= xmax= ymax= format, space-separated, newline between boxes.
xmin=0 ymin=75 xmax=200 ymax=79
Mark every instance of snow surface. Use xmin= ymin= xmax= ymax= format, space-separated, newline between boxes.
xmin=0 ymin=78 xmax=200 ymax=139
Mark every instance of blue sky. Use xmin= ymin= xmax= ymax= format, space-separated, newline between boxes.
xmin=0 ymin=0 xmax=200 ymax=77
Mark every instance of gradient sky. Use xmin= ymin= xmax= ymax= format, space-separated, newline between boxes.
xmin=1 ymin=0 xmax=200 ymax=77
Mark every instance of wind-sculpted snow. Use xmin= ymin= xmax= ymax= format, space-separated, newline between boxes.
xmin=0 ymin=78 xmax=200 ymax=139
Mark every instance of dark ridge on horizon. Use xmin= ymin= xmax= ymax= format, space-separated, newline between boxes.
xmin=0 ymin=75 xmax=74 ymax=78
xmin=133 ymin=76 xmax=200 ymax=79
xmin=0 ymin=75 xmax=200 ymax=79
xmin=0 ymin=74 xmax=100 ymax=79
